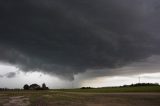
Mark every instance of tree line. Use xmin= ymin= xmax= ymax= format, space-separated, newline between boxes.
xmin=23 ymin=83 xmax=49 ymax=90
xmin=121 ymin=83 xmax=160 ymax=87
xmin=0 ymin=83 xmax=49 ymax=91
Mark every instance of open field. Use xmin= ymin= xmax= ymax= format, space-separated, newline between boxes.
xmin=55 ymin=86 xmax=160 ymax=93
xmin=0 ymin=86 xmax=160 ymax=106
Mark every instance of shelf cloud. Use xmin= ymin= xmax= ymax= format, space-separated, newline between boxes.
xmin=0 ymin=0 xmax=160 ymax=80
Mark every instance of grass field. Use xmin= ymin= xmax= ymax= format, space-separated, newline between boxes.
xmin=55 ymin=86 xmax=160 ymax=93
xmin=0 ymin=86 xmax=160 ymax=106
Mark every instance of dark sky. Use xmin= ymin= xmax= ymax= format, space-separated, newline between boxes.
xmin=0 ymin=0 xmax=160 ymax=80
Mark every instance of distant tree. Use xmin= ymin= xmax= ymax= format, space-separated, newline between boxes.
xmin=42 ymin=83 xmax=49 ymax=90
xmin=42 ymin=83 xmax=46 ymax=89
xmin=81 ymin=87 xmax=93 ymax=89
xmin=23 ymin=84 xmax=29 ymax=90
xmin=23 ymin=83 xmax=49 ymax=90
xmin=121 ymin=83 xmax=160 ymax=88
xmin=29 ymin=84 xmax=41 ymax=90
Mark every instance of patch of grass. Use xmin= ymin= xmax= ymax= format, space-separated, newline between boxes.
xmin=0 ymin=97 xmax=9 ymax=106
xmin=0 ymin=86 xmax=160 ymax=106
xmin=54 ymin=86 xmax=160 ymax=93
xmin=0 ymin=90 xmax=86 ymax=106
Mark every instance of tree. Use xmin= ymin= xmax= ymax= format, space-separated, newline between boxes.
xmin=23 ymin=83 xmax=49 ymax=90
xmin=29 ymin=84 xmax=41 ymax=90
xmin=42 ymin=83 xmax=49 ymax=90
xmin=23 ymin=84 xmax=29 ymax=90
xmin=42 ymin=83 xmax=46 ymax=89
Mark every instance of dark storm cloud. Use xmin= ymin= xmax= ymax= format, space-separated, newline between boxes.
xmin=78 ymin=55 xmax=160 ymax=80
xmin=0 ymin=0 xmax=160 ymax=79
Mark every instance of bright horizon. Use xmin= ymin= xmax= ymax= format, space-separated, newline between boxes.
xmin=0 ymin=63 xmax=160 ymax=89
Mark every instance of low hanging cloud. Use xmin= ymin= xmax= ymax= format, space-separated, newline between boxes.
xmin=0 ymin=72 xmax=16 ymax=78
xmin=78 ymin=55 xmax=160 ymax=80
xmin=0 ymin=0 xmax=160 ymax=80
xmin=5 ymin=72 xmax=16 ymax=78
xmin=0 ymin=75 xmax=3 ymax=78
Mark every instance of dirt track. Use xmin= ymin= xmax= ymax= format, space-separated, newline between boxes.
xmin=3 ymin=96 xmax=30 ymax=106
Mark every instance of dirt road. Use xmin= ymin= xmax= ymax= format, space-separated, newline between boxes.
xmin=3 ymin=96 xmax=30 ymax=106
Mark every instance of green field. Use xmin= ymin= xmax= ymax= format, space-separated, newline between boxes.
xmin=55 ymin=86 xmax=160 ymax=93
xmin=0 ymin=86 xmax=160 ymax=106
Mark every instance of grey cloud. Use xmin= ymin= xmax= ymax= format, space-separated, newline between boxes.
xmin=78 ymin=55 xmax=160 ymax=80
xmin=0 ymin=0 xmax=160 ymax=80
xmin=0 ymin=75 xmax=3 ymax=78
xmin=5 ymin=72 xmax=16 ymax=78
xmin=0 ymin=72 xmax=16 ymax=78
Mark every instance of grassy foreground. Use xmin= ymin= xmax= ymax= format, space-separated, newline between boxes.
xmin=55 ymin=86 xmax=160 ymax=93
xmin=0 ymin=86 xmax=160 ymax=106
xmin=0 ymin=90 xmax=89 ymax=106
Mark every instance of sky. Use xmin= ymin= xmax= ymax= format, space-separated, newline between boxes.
xmin=0 ymin=0 xmax=160 ymax=89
